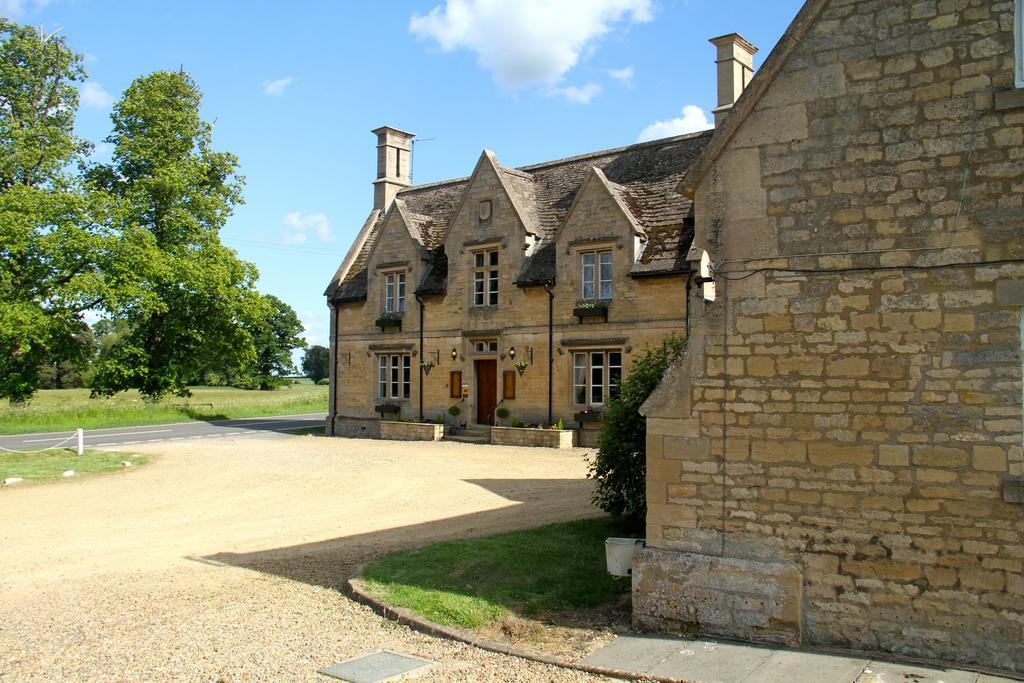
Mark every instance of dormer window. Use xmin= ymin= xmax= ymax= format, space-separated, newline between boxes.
xmin=384 ymin=271 xmax=406 ymax=313
xmin=473 ymin=249 xmax=499 ymax=307
xmin=581 ymin=249 xmax=613 ymax=300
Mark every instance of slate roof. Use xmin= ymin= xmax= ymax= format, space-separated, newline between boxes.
xmin=327 ymin=130 xmax=713 ymax=302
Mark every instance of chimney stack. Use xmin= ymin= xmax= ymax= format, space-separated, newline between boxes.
xmin=371 ymin=125 xmax=415 ymax=211
xmin=709 ymin=33 xmax=758 ymax=127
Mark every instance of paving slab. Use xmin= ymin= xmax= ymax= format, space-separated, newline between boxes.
xmin=580 ymin=634 xmax=693 ymax=670
xmin=743 ymin=649 xmax=867 ymax=682
xmin=857 ymin=660 xmax=983 ymax=683
xmin=583 ymin=635 xmax=1021 ymax=683
xmin=647 ymin=640 xmax=774 ymax=682
xmin=318 ymin=650 xmax=432 ymax=682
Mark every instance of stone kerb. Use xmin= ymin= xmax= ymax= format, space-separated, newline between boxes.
xmin=490 ymin=427 xmax=577 ymax=449
xmin=379 ymin=421 xmax=444 ymax=441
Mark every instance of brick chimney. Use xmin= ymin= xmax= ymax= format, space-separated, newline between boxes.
xmin=709 ymin=33 xmax=758 ymax=127
xmin=371 ymin=125 xmax=415 ymax=211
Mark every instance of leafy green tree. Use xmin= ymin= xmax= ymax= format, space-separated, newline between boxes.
xmin=249 ymin=294 xmax=305 ymax=390
xmin=0 ymin=20 xmax=118 ymax=402
xmin=589 ymin=335 xmax=686 ymax=522
xmin=302 ymin=344 xmax=329 ymax=384
xmin=87 ymin=70 xmax=265 ymax=400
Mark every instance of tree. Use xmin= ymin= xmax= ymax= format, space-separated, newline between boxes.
xmin=87 ymin=70 xmax=265 ymax=400
xmin=0 ymin=20 xmax=113 ymax=401
xmin=589 ymin=335 xmax=686 ymax=523
xmin=249 ymin=294 xmax=305 ymax=390
xmin=302 ymin=345 xmax=329 ymax=384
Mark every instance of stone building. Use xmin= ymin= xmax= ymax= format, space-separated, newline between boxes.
xmin=637 ymin=0 xmax=1024 ymax=673
xmin=323 ymin=126 xmax=711 ymax=442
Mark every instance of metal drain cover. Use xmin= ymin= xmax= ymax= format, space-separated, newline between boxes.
xmin=318 ymin=650 xmax=433 ymax=682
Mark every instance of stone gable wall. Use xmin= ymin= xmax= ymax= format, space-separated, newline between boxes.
xmin=639 ymin=0 xmax=1024 ymax=672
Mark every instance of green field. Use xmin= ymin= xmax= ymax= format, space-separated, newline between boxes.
xmin=0 ymin=449 xmax=149 ymax=482
xmin=0 ymin=384 xmax=327 ymax=435
xmin=361 ymin=518 xmax=630 ymax=629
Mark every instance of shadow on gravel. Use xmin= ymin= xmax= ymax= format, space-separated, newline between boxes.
xmin=194 ymin=478 xmax=597 ymax=590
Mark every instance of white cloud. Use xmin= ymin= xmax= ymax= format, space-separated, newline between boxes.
xmin=83 ymin=53 xmax=99 ymax=64
xmin=637 ymin=105 xmax=713 ymax=142
xmin=608 ymin=66 xmax=634 ymax=84
xmin=262 ymin=77 xmax=294 ymax=96
xmin=0 ymin=0 xmax=50 ymax=18
xmin=553 ymin=82 xmax=602 ymax=104
xmin=410 ymin=0 xmax=652 ymax=88
xmin=79 ymin=82 xmax=114 ymax=109
xmin=281 ymin=211 xmax=333 ymax=245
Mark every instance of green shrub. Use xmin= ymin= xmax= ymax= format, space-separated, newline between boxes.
xmin=510 ymin=417 xmax=520 ymax=428
xmin=496 ymin=406 xmax=509 ymax=420
xmin=316 ymin=378 xmax=329 ymax=386
xmin=556 ymin=418 xmax=564 ymax=430
xmin=589 ymin=335 xmax=685 ymax=522
xmin=448 ymin=404 xmax=461 ymax=417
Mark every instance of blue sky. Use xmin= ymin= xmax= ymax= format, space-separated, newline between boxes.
xmin=7 ymin=0 xmax=804 ymax=361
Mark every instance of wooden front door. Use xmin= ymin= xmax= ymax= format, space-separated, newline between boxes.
xmin=475 ymin=359 xmax=497 ymax=425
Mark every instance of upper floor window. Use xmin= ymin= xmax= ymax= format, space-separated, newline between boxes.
xmin=384 ymin=271 xmax=406 ymax=313
xmin=581 ymin=249 xmax=613 ymax=300
xmin=572 ymin=350 xmax=622 ymax=407
xmin=378 ymin=354 xmax=410 ymax=400
xmin=473 ymin=249 xmax=499 ymax=306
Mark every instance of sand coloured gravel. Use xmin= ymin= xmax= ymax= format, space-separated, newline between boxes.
xmin=0 ymin=433 xmax=613 ymax=681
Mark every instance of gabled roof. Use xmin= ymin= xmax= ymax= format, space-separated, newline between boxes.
xmin=327 ymin=130 xmax=713 ymax=301
xmin=677 ymin=0 xmax=828 ymax=197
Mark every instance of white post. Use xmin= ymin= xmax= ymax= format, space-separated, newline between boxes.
xmin=76 ymin=428 xmax=84 ymax=456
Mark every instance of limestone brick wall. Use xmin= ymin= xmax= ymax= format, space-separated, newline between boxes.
xmin=490 ymin=426 xmax=576 ymax=449
xmin=640 ymin=0 xmax=1024 ymax=673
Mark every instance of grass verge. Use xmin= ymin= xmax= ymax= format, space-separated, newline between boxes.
xmin=1 ymin=449 xmax=148 ymax=483
xmin=0 ymin=384 xmax=327 ymax=435
xmin=361 ymin=517 xmax=631 ymax=630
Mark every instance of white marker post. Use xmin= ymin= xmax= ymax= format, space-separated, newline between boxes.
xmin=76 ymin=428 xmax=84 ymax=456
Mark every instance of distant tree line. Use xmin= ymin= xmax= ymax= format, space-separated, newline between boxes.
xmin=0 ymin=20 xmax=310 ymax=401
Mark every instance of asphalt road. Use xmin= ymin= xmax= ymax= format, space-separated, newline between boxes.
xmin=0 ymin=412 xmax=328 ymax=452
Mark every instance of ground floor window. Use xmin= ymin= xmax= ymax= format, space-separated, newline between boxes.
xmin=378 ymin=354 xmax=411 ymax=400
xmin=572 ymin=350 xmax=622 ymax=407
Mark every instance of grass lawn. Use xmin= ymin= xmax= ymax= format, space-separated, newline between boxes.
xmin=0 ymin=384 xmax=327 ymax=435
xmin=0 ymin=449 xmax=148 ymax=482
xmin=361 ymin=518 xmax=632 ymax=630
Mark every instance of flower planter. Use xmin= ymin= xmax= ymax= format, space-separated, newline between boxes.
xmin=574 ymin=411 xmax=603 ymax=423
xmin=573 ymin=302 xmax=609 ymax=323
xmin=375 ymin=403 xmax=402 ymax=417
xmin=379 ymin=421 xmax=444 ymax=441
xmin=490 ymin=426 xmax=577 ymax=449
xmin=375 ymin=316 xmax=403 ymax=331
xmin=605 ymin=537 xmax=645 ymax=577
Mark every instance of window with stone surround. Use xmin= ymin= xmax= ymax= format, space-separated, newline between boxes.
xmin=572 ymin=350 xmax=622 ymax=406
xmin=580 ymin=249 xmax=613 ymax=301
xmin=383 ymin=271 xmax=406 ymax=313
xmin=378 ymin=354 xmax=410 ymax=400
xmin=472 ymin=249 xmax=499 ymax=306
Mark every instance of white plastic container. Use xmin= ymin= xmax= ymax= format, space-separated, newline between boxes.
xmin=605 ymin=537 xmax=645 ymax=577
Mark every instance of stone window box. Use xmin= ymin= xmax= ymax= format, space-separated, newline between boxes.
xmin=574 ymin=411 xmax=603 ymax=423
xmin=374 ymin=403 xmax=402 ymax=417
xmin=379 ymin=420 xmax=444 ymax=442
xmin=573 ymin=301 xmax=609 ymax=323
xmin=490 ymin=426 xmax=577 ymax=449
xmin=375 ymin=314 xmax=403 ymax=331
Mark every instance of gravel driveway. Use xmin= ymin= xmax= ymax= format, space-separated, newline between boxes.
xmin=0 ymin=434 xmax=610 ymax=681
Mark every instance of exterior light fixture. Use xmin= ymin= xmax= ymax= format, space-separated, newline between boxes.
xmin=451 ymin=347 xmax=458 ymax=361
xmin=509 ymin=346 xmax=516 ymax=360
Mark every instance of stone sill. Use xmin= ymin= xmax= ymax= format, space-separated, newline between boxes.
xmin=1003 ymin=475 xmax=1024 ymax=504
xmin=994 ymin=88 xmax=1024 ymax=111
